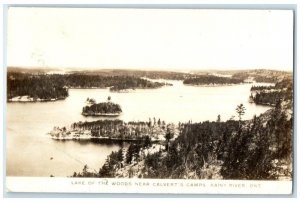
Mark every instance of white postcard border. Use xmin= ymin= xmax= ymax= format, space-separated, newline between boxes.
xmin=2 ymin=2 xmax=298 ymax=198
xmin=6 ymin=177 xmax=292 ymax=194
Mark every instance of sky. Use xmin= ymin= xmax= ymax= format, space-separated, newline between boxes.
xmin=7 ymin=7 xmax=294 ymax=71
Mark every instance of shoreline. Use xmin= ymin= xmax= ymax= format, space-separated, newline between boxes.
xmin=251 ymin=102 xmax=276 ymax=107
xmin=47 ymin=120 xmax=178 ymax=142
xmin=81 ymin=112 xmax=122 ymax=117
xmin=7 ymin=96 xmax=66 ymax=103
xmin=183 ymin=82 xmax=249 ymax=87
xmin=7 ymin=85 xmax=170 ymax=103
xmin=48 ymin=132 xmax=165 ymax=142
xmin=49 ymin=134 xmax=163 ymax=143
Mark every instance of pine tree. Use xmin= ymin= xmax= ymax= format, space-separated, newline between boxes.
xmin=236 ymin=104 xmax=246 ymax=121
xmin=217 ymin=114 xmax=221 ymax=122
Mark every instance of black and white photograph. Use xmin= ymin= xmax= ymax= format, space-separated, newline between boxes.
xmin=5 ymin=6 xmax=294 ymax=194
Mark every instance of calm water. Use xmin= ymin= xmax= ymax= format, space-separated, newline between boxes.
xmin=6 ymin=80 xmax=272 ymax=177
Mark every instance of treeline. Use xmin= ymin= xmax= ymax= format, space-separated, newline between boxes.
xmin=65 ymin=74 xmax=166 ymax=91
xmin=183 ymin=75 xmax=243 ymax=85
xmin=70 ymin=118 xmax=175 ymax=141
xmin=250 ymin=85 xmax=275 ymax=91
xmin=67 ymin=69 xmax=190 ymax=80
xmin=250 ymin=78 xmax=293 ymax=106
xmin=94 ymin=101 xmax=292 ymax=180
xmin=8 ymin=67 xmax=190 ymax=80
xmin=7 ymin=73 xmax=68 ymax=100
xmin=82 ymin=102 xmax=122 ymax=115
xmin=108 ymin=78 xmax=165 ymax=91
xmin=7 ymin=73 xmax=167 ymax=100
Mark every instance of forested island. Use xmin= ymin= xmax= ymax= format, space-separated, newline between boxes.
xmin=183 ymin=75 xmax=244 ymax=86
xmin=82 ymin=97 xmax=122 ymax=116
xmin=48 ymin=118 xmax=178 ymax=142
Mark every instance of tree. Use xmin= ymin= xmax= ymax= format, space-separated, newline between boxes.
xmin=165 ymin=127 xmax=174 ymax=151
xmin=236 ymin=104 xmax=246 ymax=121
xmin=148 ymin=118 xmax=152 ymax=127
xmin=157 ymin=118 xmax=161 ymax=126
xmin=143 ymin=136 xmax=152 ymax=148
xmin=82 ymin=164 xmax=89 ymax=175
xmin=89 ymin=98 xmax=96 ymax=104
xmin=217 ymin=114 xmax=221 ymax=122
xmin=126 ymin=144 xmax=135 ymax=164
xmin=99 ymin=159 xmax=111 ymax=177
xmin=249 ymin=93 xmax=254 ymax=102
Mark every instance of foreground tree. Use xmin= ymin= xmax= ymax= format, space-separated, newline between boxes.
xmin=165 ymin=127 xmax=174 ymax=151
xmin=236 ymin=104 xmax=246 ymax=121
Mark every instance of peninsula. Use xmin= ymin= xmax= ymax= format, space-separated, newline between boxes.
xmin=47 ymin=118 xmax=178 ymax=143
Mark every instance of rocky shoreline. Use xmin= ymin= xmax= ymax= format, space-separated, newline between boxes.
xmin=8 ymin=95 xmax=66 ymax=102
xmin=81 ymin=112 xmax=122 ymax=117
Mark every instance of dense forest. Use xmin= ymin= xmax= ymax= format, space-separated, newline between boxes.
xmin=183 ymin=75 xmax=243 ymax=85
xmin=65 ymin=74 xmax=166 ymax=91
xmin=69 ymin=118 xmax=176 ymax=141
xmin=73 ymin=100 xmax=292 ymax=180
xmin=68 ymin=68 xmax=292 ymax=83
xmin=7 ymin=72 xmax=167 ymax=100
xmin=7 ymin=73 xmax=68 ymax=101
xmin=69 ymin=69 xmax=190 ymax=80
xmin=8 ymin=67 xmax=191 ymax=80
xmin=250 ymin=85 xmax=275 ymax=91
xmin=250 ymin=78 xmax=293 ymax=106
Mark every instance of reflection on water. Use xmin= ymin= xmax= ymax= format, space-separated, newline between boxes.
xmin=55 ymin=139 xmax=129 ymax=145
xmin=6 ymin=80 xmax=272 ymax=177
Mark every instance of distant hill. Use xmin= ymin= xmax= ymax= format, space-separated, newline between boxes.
xmin=7 ymin=66 xmax=63 ymax=74
xmin=7 ymin=67 xmax=293 ymax=86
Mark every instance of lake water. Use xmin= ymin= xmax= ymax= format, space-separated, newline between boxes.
xmin=6 ymin=80 xmax=272 ymax=177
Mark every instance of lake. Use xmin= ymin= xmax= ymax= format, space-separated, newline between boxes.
xmin=6 ymin=80 xmax=272 ymax=177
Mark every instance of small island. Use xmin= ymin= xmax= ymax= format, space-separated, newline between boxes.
xmin=82 ymin=97 xmax=122 ymax=116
